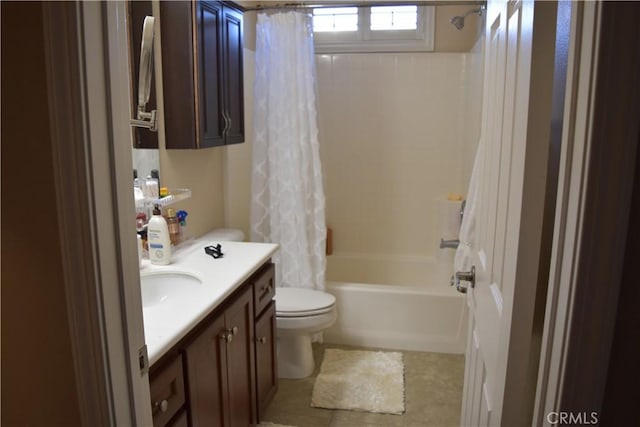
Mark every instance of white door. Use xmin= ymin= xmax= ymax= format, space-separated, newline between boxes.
xmin=459 ymin=1 xmax=553 ymax=425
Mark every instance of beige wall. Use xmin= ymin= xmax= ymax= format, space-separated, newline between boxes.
xmin=1 ymin=2 xmax=82 ymax=425
xmin=159 ymin=149 xmax=226 ymax=239
xmin=153 ymin=1 xmax=226 ymax=239
xmin=223 ymin=49 xmax=256 ymax=240
xmin=434 ymin=5 xmax=482 ymax=52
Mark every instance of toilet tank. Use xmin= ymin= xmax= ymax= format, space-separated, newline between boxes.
xmin=200 ymin=228 xmax=245 ymax=242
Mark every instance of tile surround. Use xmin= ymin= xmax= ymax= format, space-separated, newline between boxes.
xmin=316 ymin=53 xmax=472 ymax=257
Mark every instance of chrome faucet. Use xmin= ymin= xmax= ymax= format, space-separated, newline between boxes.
xmin=440 ymin=238 xmax=460 ymax=249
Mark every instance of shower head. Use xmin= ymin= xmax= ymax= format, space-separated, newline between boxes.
xmin=451 ymin=15 xmax=466 ymax=30
xmin=450 ymin=6 xmax=485 ymax=30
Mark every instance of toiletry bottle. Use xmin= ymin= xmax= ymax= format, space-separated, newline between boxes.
xmin=137 ymin=234 xmax=143 ymax=267
xmin=145 ymin=175 xmax=159 ymax=200
xmin=165 ymin=208 xmax=180 ymax=246
xmin=151 ymin=169 xmax=160 ymax=190
xmin=148 ymin=204 xmax=172 ymax=265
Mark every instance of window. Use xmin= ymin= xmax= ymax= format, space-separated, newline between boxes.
xmin=370 ymin=6 xmax=417 ymax=31
xmin=313 ymin=7 xmax=358 ymax=32
xmin=312 ymin=5 xmax=434 ymax=53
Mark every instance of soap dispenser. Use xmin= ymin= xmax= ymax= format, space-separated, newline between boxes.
xmin=148 ymin=204 xmax=172 ymax=265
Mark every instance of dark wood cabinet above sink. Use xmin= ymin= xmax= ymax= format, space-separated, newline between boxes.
xmin=127 ymin=1 xmax=245 ymax=150
xmin=160 ymin=1 xmax=245 ymax=149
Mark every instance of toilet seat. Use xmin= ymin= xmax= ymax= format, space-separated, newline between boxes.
xmin=275 ymin=287 xmax=336 ymax=318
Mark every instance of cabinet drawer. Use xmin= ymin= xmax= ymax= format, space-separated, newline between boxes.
xmin=150 ymin=354 xmax=185 ymax=427
xmin=253 ymin=263 xmax=275 ymax=317
xmin=168 ymin=410 xmax=187 ymax=427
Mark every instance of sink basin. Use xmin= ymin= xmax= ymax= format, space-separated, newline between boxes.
xmin=140 ymin=270 xmax=203 ymax=308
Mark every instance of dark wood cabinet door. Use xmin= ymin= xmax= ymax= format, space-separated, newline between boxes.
xmin=197 ymin=1 xmax=225 ymax=148
xmin=128 ymin=0 xmax=159 ymax=149
xmin=222 ymin=6 xmax=244 ymax=145
xmin=255 ymin=301 xmax=278 ymax=420
xmin=158 ymin=1 xmax=244 ymax=149
xmin=224 ymin=285 xmax=257 ymax=427
xmin=168 ymin=411 xmax=188 ymax=427
xmin=184 ymin=314 xmax=228 ymax=427
xmin=159 ymin=1 xmax=198 ymax=149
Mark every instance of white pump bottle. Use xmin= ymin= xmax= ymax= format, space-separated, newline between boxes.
xmin=148 ymin=204 xmax=172 ymax=265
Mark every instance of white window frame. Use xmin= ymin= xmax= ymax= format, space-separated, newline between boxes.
xmin=313 ymin=6 xmax=435 ymax=53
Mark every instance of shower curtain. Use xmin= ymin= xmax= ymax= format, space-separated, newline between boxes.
xmin=251 ymin=11 xmax=327 ymax=291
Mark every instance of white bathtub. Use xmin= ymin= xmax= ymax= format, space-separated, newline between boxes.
xmin=323 ymin=253 xmax=468 ymax=354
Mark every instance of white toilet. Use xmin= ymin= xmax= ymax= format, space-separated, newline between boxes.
xmin=199 ymin=228 xmax=245 ymax=242
xmin=275 ymin=287 xmax=337 ymax=379
xmin=199 ymin=228 xmax=336 ymax=379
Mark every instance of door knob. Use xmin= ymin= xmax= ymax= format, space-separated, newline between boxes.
xmin=451 ymin=265 xmax=475 ymax=294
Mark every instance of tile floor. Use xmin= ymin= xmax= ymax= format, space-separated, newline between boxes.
xmin=262 ymin=343 xmax=465 ymax=427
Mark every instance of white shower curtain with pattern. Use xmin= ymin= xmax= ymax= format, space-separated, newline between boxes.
xmin=251 ymin=11 xmax=327 ymax=291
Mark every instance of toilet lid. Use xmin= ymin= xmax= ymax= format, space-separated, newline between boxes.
xmin=275 ymin=288 xmax=336 ymax=317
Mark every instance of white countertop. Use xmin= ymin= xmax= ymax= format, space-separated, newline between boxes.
xmin=140 ymin=239 xmax=279 ymax=366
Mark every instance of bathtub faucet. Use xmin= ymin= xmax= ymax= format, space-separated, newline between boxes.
xmin=439 ymin=238 xmax=460 ymax=249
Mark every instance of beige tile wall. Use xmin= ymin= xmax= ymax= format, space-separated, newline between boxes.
xmin=223 ymin=9 xmax=484 ymax=257
xmin=224 ymin=50 xmax=482 ymax=257
xmin=462 ymin=36 xmax=485 ymax=192
xmin=316 ymin=52 xmax=470 ymax=257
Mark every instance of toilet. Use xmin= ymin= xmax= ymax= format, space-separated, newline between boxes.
xmin=275 ymin=287 xmax=337 ymax=379
xmin=199 ymin=228 xmax=245 ymax=242
xmin=199 ymin=228 xmax=336 ymax=379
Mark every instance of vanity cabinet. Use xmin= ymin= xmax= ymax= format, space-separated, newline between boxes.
xmin=255 ymin=302 xmax=277 ymax=418
xmin=148 ymin=261 xmax=277 ymax=427
xmin=160 ymin=1 xmax=244 ymax=149
xmin=185 ymin=285 xmax=256 ymax=426
xmin=253 ymin=263 xmax=278 ymax=418
xmin=149 ymin=354 xmax=186 ymax=427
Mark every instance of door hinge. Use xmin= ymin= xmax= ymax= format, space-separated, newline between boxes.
xmin=138 ymin=345 xmax=149 ymax=376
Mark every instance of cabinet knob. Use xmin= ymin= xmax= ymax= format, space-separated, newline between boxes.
xmin=153 ymin=399 xmax=169 ymax=413
xmin=220 ymin=327 xmax=238 ymax=343
xmin=256 ymin=336 xmax=267 ymax=344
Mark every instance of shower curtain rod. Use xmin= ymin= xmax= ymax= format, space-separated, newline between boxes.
xmin=243 ymin=1 xmax=486 ymax=12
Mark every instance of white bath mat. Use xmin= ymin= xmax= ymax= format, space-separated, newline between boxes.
xmin=311 ymin=348 xmax=405 ymax=414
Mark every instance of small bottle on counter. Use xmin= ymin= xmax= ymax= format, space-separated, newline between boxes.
xmin=148 ymin=204 xmax=171 ymax=265
xmin=151 ymin=169 xmax=160 ymax=190
xmin=145 ymin=176 xmax=159 ymax=200
xmin=165 ymin=208 xmax=180 ymax=246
